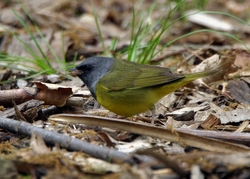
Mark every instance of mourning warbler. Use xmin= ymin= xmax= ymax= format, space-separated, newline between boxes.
xmin=72 ymin=57 xmax=218 ymax=117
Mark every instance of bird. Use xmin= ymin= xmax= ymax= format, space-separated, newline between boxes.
xmin=71 ymin=56 xmax=219 ymax=120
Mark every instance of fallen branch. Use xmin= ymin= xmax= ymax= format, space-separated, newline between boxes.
xmin=0 ymin=82 xmax=72 ymax=107
xmin=49 ymin=114 xmax=250 ymax=153
xmin=0 ymin=116 xmax=150 ymax=165
xmin=177 ymin=128 xmax=250 ymax=145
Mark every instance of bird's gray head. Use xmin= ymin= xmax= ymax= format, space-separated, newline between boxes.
xmin=73 ymin=57 xmax=114 ymax=98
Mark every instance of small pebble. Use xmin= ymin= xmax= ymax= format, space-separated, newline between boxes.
xmin=17 ymin=79 xmax=28 ymax=88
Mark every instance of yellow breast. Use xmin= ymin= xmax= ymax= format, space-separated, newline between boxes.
xmin=95 ymin=84 xmax=158 ymax=117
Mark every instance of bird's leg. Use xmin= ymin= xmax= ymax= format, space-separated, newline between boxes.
xmin=93 ymin=100 xmax=100 ymax=109
xmin=151 ymin=105 xmax=156 ymax=124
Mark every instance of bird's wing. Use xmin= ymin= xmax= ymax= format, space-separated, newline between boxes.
xmin=99 ymin=60 xmax=185 ymax=91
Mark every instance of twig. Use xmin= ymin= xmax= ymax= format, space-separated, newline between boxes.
xmin=176 ymin=128 xmax=250 ymax=145
xmin=0 ymin=116 xmax=150 ymax=165
xmin=137 ymin=148 xmax=189 ymax=177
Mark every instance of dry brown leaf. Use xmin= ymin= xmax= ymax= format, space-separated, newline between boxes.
xmin=13 ymin=101 xmax=28 ymax=122
xmin=194 ymin=110 xmax=212 ymax=122
xmin=191 ymin=53 xmax=236 ymax=84
xmin=30 ymin=132 xmax=50 ymax=154
xmin=34 ymin=82 xmax=72 ymax=107
xmin=188 ymin=91 xmax=216 ymax=104
xmin=226 ymin=79 xmax=250 ymax=104
xmin=0 ymin=69 xmax=12 ymax=82
xmin=200 ymin=113 xmax=220 ymax=129
xmin=210 ymin=101 xmax=250 ymax=124
xmin=235 ymin=121 xmax=249 ymax=133
xmin=0 ymin=82 xmax=73 ymax=107
xmin=0 ymin=100 xmax=43 ymax=118
xmin=191 ymin=165 xmax=204 ymax=179
xmin=78 ymin=158 xmax=121 ymax=174
xmin=226 ymin=1 xmax=248 ymax=19
xmin=23 ymin=0 xmax=78 ymax=28
xmin=48 ymin=31 xmax=71 ymax=61
xmin=165 ymin=105 xmax=209 ymax=116
xmin=234 ymin=50 xmax=250 ymax=69
xmin=216 ymin=108 xmax=250 ymax=124
xmin=6 ymin=30 xmax=53 ymax=61
xmin=186 ymin=10 xmax=234 ymax=31
xmin=116 ymin=139 xmax=152 ymax=153
xmin=205 ymin=152 xmax=250 ymax=169
xmin=0 ymin=8 xmax=26 ymax=26
xmin=180 ymin=32 xmax=228 ymax=45
xmin=97 ymin=132 xmax=115 ymax=147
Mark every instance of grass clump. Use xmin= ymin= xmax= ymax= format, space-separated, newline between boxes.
xmin=0 ymin=3 xmax=74 ymax=79
xmin=95 ymin=0 xmax=248 ymax=64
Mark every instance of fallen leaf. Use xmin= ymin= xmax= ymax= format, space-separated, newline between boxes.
xmin=30 ymin=132 xmax=50 ymax=154
xmin=186 ymin=10 xmax=234 ymax=31
xmin=34 ymin=81 xmax=72 ymax=107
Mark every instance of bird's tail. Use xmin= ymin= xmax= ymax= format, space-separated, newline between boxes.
xmin=184 ymin=59 xmax=234 ymax=84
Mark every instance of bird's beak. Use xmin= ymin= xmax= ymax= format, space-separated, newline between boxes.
xmin=69 ymin=68 xmax=83 ymax=76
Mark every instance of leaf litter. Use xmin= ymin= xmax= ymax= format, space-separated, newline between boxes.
xmin=1 ymin=0 xmax=250 ymax=178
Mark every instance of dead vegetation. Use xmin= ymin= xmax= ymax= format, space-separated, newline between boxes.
xmin=1 ymin=0 xmax=250 ymax=178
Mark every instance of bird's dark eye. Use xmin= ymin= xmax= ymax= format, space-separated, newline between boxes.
xmin=82 ymin=64 xmax=93 ymax=74
xmin=85 ymin=65 xmax=92 ymax=70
